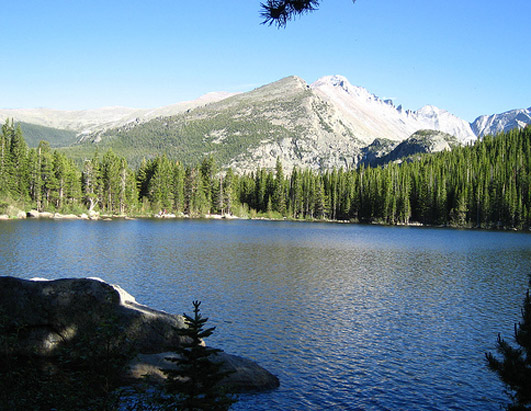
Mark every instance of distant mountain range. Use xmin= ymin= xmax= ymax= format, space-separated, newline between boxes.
xmin=0 ymin=91 xmax=236 ymax=140
xmin=1 ymin=75 xmax=529 ymax=171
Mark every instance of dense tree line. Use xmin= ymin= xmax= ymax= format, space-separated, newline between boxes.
xmin=1 ymin=118 xmax=530 ymax=230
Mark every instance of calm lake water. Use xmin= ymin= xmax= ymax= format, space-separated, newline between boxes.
xmin=1 ymin=219 xmax=530 ymax=410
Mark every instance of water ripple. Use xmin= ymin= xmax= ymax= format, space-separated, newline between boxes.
xmin=1 ymin=219 xmax=530 ymax=410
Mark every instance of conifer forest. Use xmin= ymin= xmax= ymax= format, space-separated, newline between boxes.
xmin=1 ymin=119 xmax=530 ymax=230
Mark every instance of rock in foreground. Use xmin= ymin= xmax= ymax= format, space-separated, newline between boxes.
xmin=0 ymin=276 xmax=279 ymax=392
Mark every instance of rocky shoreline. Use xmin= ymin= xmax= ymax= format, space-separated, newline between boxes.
xmin=0 ymin=209 xmax=239 ymax=221
xmin=0 ymin=208 xmax=525 ymax=231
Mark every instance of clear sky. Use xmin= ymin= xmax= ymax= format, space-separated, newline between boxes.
xmin=1 ymin=0 xmax=529 ymax=122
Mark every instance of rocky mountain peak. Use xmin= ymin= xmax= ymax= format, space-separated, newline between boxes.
xmin=311 ymin=75 xmax=383 ymax=104
xmin=416 ymin=105 xmax=448 ymax=117
xmin=472 ymin=107 xmax=531 ymax=137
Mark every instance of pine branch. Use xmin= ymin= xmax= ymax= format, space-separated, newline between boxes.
xmin=486 ymin=277 xmax=531 ymax=409
xmin=260 ymin=0 xmax=320 ymax=28
xmin=260 ymin=0 xmax=357 ymax=28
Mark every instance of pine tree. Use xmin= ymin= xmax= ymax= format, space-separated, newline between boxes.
xmin=172 ymin=162 xmax=185 ymax=214
xmin=149 ymin=155 xmax=173 ymax=211
xmin=39 ymin=142 xmax=56 ymax=210
xmin=222 ymin=168 xmax=237 ymax=215
xmin=162 ymin=301 xmax=236 ymax=410
xmin=200 ymin=155 xmax=216 ymax=213
xmin=3 ymin=120 xmax=29 ymax=199
xmin=82 ymin=157 xmax=100 ymax=213
xmin=273 ymin=157 xmax=286 ymax=215
xmin=0 ymin=121 xmax=10 ymax=196
xmin=100 ymin=149 xmax=122 ymax=213
xmin=486 ymin=279 xmax=531 ymax=410
xmin=27 ymin=148 xmax=42 ymax=209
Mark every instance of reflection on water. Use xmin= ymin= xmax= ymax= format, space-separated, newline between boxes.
xmin=1 ymin=219 xmax=530 ymax=410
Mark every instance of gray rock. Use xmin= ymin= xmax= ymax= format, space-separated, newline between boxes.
xmin=26 ymin=210 xmax=54 ymax=219
xmin=0 ymin=276 xmax=279 ymax=392
xmin=53 ymin=213 xmax=78 ymax=219
xmin=128 ymin=352 xmax=280 ymax=392
xmin=27 ymin=209 xmax=41 ymax=218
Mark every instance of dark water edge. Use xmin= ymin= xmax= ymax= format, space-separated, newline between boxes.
xmin=1 ymin=219 xmax=531 ymax=410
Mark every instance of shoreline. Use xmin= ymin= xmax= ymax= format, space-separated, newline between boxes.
xmin=0 ymin=209 xmax=528 ymax=233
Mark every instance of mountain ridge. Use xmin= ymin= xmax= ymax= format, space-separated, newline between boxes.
xmin=0 ymin=91 xmax=238 ymax=138
xmin=2 ymin=75 xmax=529 ymax=172
xmin=310 ymin=75 xmax=478 ymax=145
xmin=471 ymin=106 xmax=531 ymax=137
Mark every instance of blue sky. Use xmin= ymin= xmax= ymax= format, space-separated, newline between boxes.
xmin=1 ymin=0 xmax=529 ymax=122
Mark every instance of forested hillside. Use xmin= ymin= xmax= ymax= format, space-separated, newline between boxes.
xmin=17 ymin=122 xmax=78 ymax=148
xmin=1 ymin=118 xmax=530 ymax=230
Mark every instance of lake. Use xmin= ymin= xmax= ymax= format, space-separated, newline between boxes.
xmin=1 ymin=218 xmax=530 ymax=410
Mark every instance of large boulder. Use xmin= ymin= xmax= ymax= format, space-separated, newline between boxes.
xmin=0 ymin=276 xmax=186 ymax=356
xmin=0 ymin=276 xmax=279 ymax=392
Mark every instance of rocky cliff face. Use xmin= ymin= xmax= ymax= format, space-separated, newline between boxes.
xmin=221 ymin=76 xmax=364 ymax=173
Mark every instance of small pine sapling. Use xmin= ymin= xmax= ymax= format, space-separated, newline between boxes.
xmin=162 ymin=301 xmax=236 ymax=410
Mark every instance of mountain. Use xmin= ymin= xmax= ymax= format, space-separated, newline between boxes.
xmin=17 ymin=122 xmax=78 ymax=148
xmin=358 ymin=130 xmax=459 ymax=167
xmin=65 ymin=76 xmax=363 ymax=171
xmin=0 ymin=91 xmax=236 ymax=140
xmin=311 ymin=75 xmax=477 ymax=145
xmin=2 ymin=75 xmax=529 ymax=172
xmin=471 ymin=107 xmax=531 ymax=137
xmin=64 ymin=75 xmax=530 ymax=172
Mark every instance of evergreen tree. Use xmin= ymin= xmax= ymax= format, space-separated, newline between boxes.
xmin=254 ymin=168 xmax=267 ymax=212
xmin=289 ymin=167 xmax=303 ymax=218
xmin=136 ymin=158 xmax=153 ymax=201
xmin=222 ymin=168 xmax=238 ymax=215
xmin=39 ymin=141 xmax=56 ymax=210
xmin=273 ymin=157 xmax=286 ymax=215
xmin=0 ymin=121 xmax=11 ymax=196
xmin=1 ymin=120 xmax=29 ymax=199
xmin=100 ymin=149 xmax=123 ymax=213
xmin=27 ymin=148 xmax=42 ymax=209
xmin=149 ymin=155 xmax=173 ymax=211
xmin=486 ymin=278 xmax=531 ymax=410
xmin=82 ymin=157 xmax=101 ymax=212
xmin=172 ymin=161 xmax=186 ymax=214
xmin=162 ymin=301 xmax=236 ymax=410
xmin=200 ymin=155 xmax=216 ymax=212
